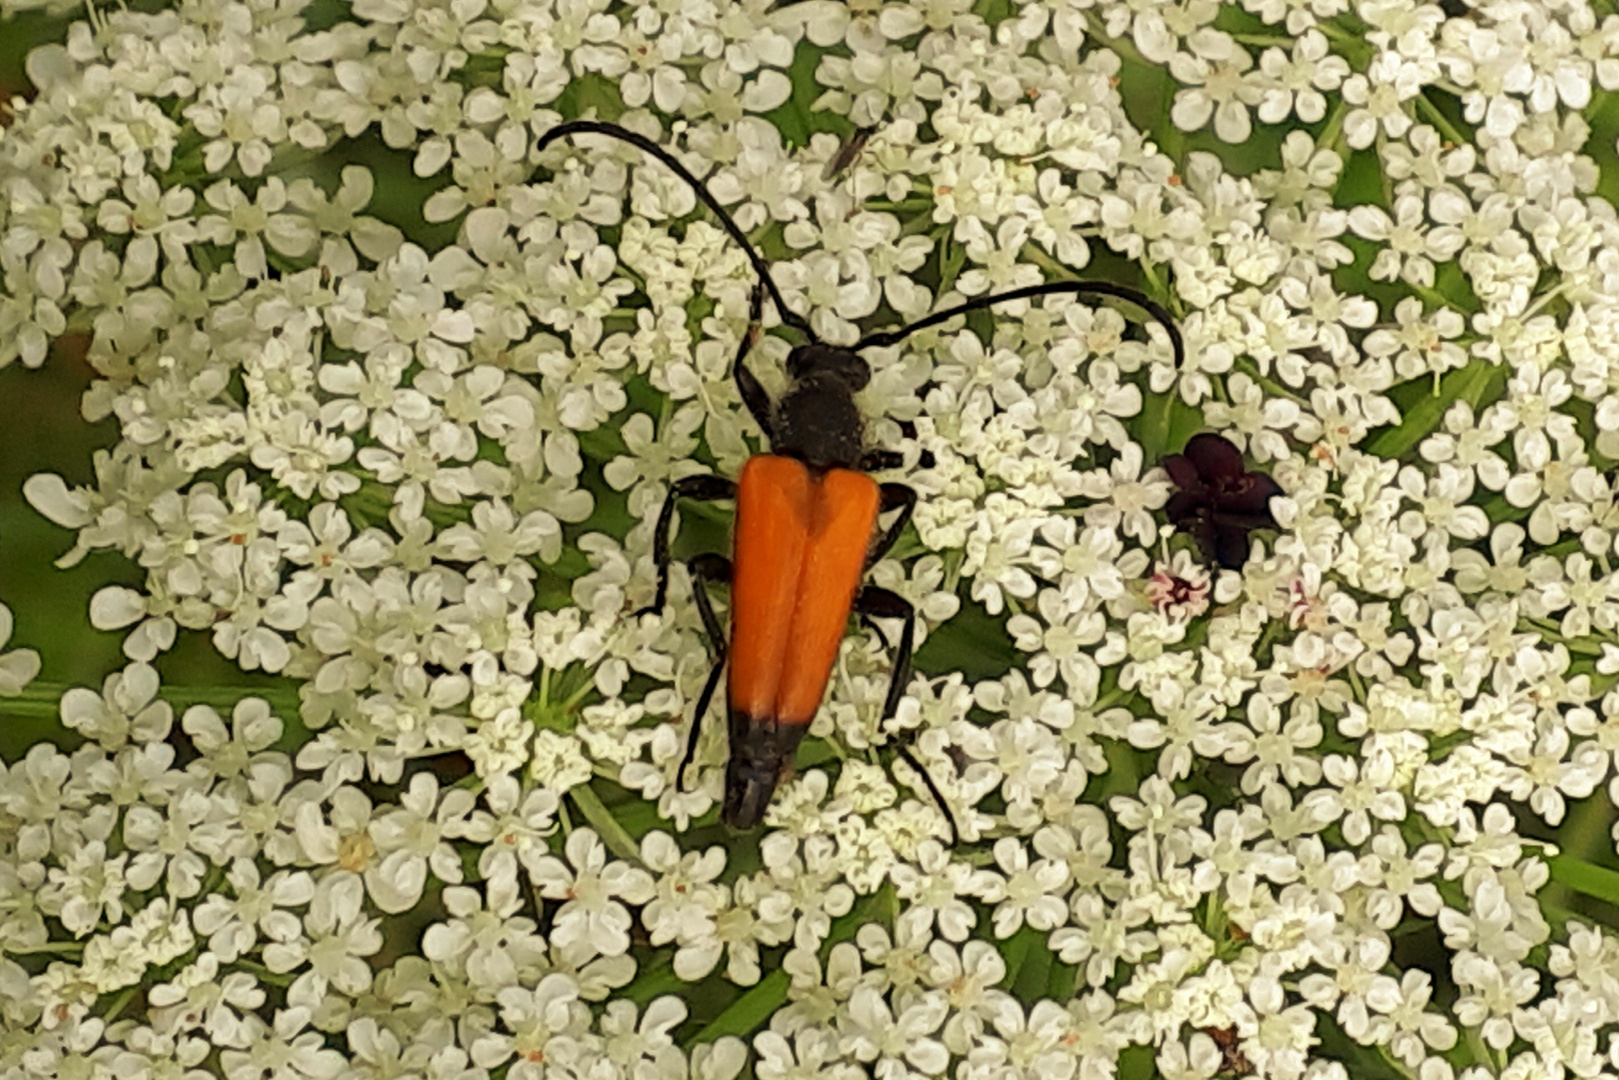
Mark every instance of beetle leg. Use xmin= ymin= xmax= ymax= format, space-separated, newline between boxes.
xmin=734 ymin=280 xmax=776 ymax=440
xmin=679 ymin=553 xmax=732 ymax=792
xmin=861 ymin=447 xmax=936 ymax=471
xmin=852 ymin=585 xmax=958 ymax=843
xmin=853 ymin=586 xmax=915 ymax=740
xmin=858 ymin=449 xmax=903 ymax=471
xmin=864 ymin=482 xmax=918 ymax=570
xmin=637 ymin=475 xmax=737 ymax=617
xmin=894 ymin=743 xmax=957 ymax=847
xmin=859 ymin=613 xmax=892 ymax=651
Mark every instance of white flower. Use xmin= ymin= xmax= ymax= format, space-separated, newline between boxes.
xmin=755 ymin=1027 xmax=861 ymax=1080
xmin=1348 ymin=194 xmax=1465 ymax=289
xmin=1243 ymin=975 xmax=1317 ymax=1078
xmin=640 ymin=831 xmax=727 ymax=972
xmin=1223 ymin=693 xmax=1323 ymax=794
xmin=838 ymin=984 xmax=950 ymax=1078
xmin=364 ymin=772 xmax=472 ymax=913
xmin=436 ymin=498 xmax=563 ymax=567
xmin=526 ymin=828 xmax=655 ymax=962
xmin=890 ymin=840 xmax=987 ymax=942
xmin=0 ymin=604 xmax=41 ymax=695
xmin=181 ymin=698 xmax=283 ymax=784
xmin=1368 ymin=969 xmax=1458 ymax=1067
xmin=9 ymin=0 xmax=1619 ymax=1068
xmin=192 ymin=859 xmax=315 ymax=962
xmin=422 ymin=877 xmax=543 ymax=992
xmin=471 ymin=973 xmax=592 ymax=1076
xmin=1318 ymin=749 xmax=1405 ymax=844
xmin=220 ymin=1005 xmax=346 ymax=1080
xmin=59 ymin=662 xmax=172 ymax=750
xmin=1256 ymin=31 xmax=1347 ymax=124
xmin=1340 ymin=52 xmax=1423 ymax=149
xmin=1170 ymin=32 xmax=1263 ymax=143
xmin=260 ymin=871 xmax=383 ymax=1011
xmin=978 ymin=837 xmax=1070 ymax=938
xmin=42 ymin=840 xmax=129 ymax=936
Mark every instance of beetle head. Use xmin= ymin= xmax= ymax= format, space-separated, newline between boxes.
xmin=786 ymin=343 xmax=870 ymax=391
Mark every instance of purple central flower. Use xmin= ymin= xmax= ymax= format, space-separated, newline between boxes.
xmin=1162 ymin=433 xmax=1282 ymax=570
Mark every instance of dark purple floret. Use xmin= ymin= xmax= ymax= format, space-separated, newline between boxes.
xmin=1162 ymin=433 xmax=1282 ymax=570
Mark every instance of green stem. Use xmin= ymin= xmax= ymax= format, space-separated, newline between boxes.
xmin=1408 ymin=280 xmax=1473 ymax=319
xmin=1374 ymin=130 xmax=1395 ymax=208
xmin=233 ymin=959 xmax=292 ymax=987
xmin=6 ymin=941 xmax=85 ymax=956
xmin=1019 ymin=241 xmax=1073 ymax=278
xmin=101 ymin=985 xmax=138 ymax=1024
xmin=1315 ymin=19 xmax=1361 ymax=47
xmin=1522 ymin=618 xmax=1608 ymax=657
xmin=569 ymin=783 xmax=644 ymax=864
xmin=1229 ymin=32 xmax=1293 ymax=47
xmin=561 ymin=678 xmax=596 ymax=711
xmin=1136 ymin=259 xmax=1182 ymax=318
xmin=1251 ymin=617 xmax=1286 ymax=666
xmin=1092 ymin=686 xmax=1131 ymax=711
xmin=1346 ymin=665 xmax=1367 ymax=704
xmin=1414 ymin=93 xmax=1468 ymax=146
xmin=0 ymin=682 xmax=301 ymax=719
xmin=1374 ymin=1046 xmax=1420 ymax=1080
xmin=1459 ymin=1024 xmax=1508 ymax=1073
xmin=1317 ymin=97 xmax=1350 ymax=160
xmin=1233 ymin=356 xmax=1309 ymax=404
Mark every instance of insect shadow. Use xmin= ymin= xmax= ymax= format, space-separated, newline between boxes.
xmin=537 ymin=120 xmax=1186 ymax=843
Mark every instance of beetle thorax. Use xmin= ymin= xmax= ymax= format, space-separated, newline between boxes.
xmin=772 ymin=373 xmax=866 ymax=469
xmin=772 ymin=344 xmax=871 ymax=470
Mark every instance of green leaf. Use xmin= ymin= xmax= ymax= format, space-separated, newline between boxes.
xmin=912 ymin=589 xmax=1017 ymax=682
xmin=1363 ymin=359 xmax=1505 ymax=460
xmin=604 ymin=794 xmax=667 ymax=839
xmin=1010 ymin=932 xmax=1053 ymax=1002
xmin=687 ymin=970 xmax=789 ymax=1047
xmin=1046 ymin=958 xmax=1077 ymax=1001
xmin=1589 ymin=88 xmax=1619 ymax=208
xmin=1333 ymin=147 xmax=1387 ymax=210
xmin=1547 ymin=853 xmax=1619 ymax=908
xmin=998 ymin=925 xmax=1039 ymax=989
xmin=623 ymin=954 xmax=686 ymax=1007
xmin=1117 ymin=1045 xmax=1158 ymax=1080
xmin=570 ymin=783 xmax=644 ymax=864
xmin=3 ymin=680 xmax=301 ymax=721
xmin=1094 ymin=738 xmax=1144 ymax=800
xmin=938 ymin=238 xmax=967 ymax=297
xmin=760 ymin=41 xmax=840 ymax=151
xmin=1479 ymin=494 xmax=1528 ymax=525
xmin=685 ymin=887 xmax=890 ymax=1047
xmin=555 ymin=72 xmax=624 ymax=123
xmin=1136 ymin=388 xmax=1201 ymax=464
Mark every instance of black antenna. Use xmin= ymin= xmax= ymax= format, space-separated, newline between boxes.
xmin=855 ymin=280 xmax=1184 ymax=369
xmin=536 ymin=120 xmax=819 ymax=344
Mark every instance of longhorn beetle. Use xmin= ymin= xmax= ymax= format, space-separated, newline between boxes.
xmin=537 ymin=120 xmax=1186 ymax=840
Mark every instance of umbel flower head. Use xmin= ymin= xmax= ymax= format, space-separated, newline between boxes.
xmin=1162 ymin=433 xmax=1281 ymax=569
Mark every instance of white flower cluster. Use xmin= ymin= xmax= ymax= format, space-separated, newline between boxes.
xmin=5 ymin=0 xmax=1619 ymax=1076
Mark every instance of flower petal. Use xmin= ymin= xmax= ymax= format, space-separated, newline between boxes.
xmin=1164 ymin=490 xmax=1206 ymax=524
xmin=1162 ymin=453 xmax=1203 ymax=491
xmin=1183 ymin=432 xmax=1245 ymax=483
xmin=1213 ymin=525 xmax=1252 ymax=569
xmin=1218 ymin=473 xmax=1283 ymax=520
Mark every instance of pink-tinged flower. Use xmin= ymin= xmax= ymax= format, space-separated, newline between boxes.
xmin=1162 ymin=433 xmax=1282 ymax=569
xmin=1144 ymin=551 xmax=1212 ymax=621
